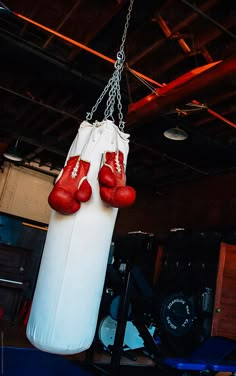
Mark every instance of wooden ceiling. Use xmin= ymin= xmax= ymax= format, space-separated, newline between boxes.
xmin=0 ymin=0 xmax=235 ymax=193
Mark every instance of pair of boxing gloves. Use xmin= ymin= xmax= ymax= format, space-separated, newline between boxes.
xmin=48 ymin=151 xmax=136 ymax=215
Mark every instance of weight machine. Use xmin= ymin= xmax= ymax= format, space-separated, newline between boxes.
xmin=85 ymin=232 xmax=236 ymax=376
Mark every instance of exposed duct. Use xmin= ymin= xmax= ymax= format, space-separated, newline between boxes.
xmin=126 ymin=53 xmax=236 ymax=128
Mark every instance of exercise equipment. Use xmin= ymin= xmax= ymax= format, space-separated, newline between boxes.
xmin=105 ymin=263 xmax=161 ymax=370
xmin=98 ymin=315 xmax=155 ymax=351
xmin=160 ymin=293 xmax=195 ymax=337
xmin=92 ymin=231 xmax=236 ymax=376
xmin=91 ymin=237 xmax=162 ymax=374
xmin=26 ymin=120 xmax=128 ymax=354
xmin=153 ymin=230 xmax=223 ymax=357
xmin=26 ymin=0 xmax=135 ymax=355
xmin=162 ymin=335 xmax=236 ymax=375
xmin=100 ymin=261 xmax=236 ymax=375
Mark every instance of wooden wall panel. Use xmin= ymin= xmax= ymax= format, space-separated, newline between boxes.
xmin=211 ymin=243 xmax=236 ymax=340
xmin=0 ymin=164 xmax=54 ymax=224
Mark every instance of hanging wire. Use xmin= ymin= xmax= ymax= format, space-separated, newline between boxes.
xmin=126 ymin=64 xmax=160 ymax=94
xmin=124 ymin=65 xmax=134 ymax=105
xmin=127 ymin=65 xmax=208 ymax=114
xmin=86 ymin=0 xmax=135 ymax=132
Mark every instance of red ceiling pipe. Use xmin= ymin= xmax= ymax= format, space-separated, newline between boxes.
xmin=126 ymin=53 xmax=236 ymax=127
xmin=192 ymin=100 xmax=236 ymax=129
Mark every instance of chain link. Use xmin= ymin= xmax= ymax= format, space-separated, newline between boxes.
xmin=86 ymin=0 xmax=134 ymax=131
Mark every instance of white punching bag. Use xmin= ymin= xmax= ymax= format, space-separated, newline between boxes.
xmin=26 ymin=120 xmax=130 ymax=355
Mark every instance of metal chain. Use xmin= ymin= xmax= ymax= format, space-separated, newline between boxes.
xmin=86 ymin=0 xmax=134 ymax=131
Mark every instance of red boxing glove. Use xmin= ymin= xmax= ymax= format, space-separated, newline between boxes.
xmin=98 ymin=151 xmax=136 ymax=208
xmin=48 ymin=156 xmax=92 ymax=215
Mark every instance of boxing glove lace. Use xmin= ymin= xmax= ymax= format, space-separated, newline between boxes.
xmin=98 ymin=151 xmax=136 ymax=208
xmin=48 ymin=156 xmax=92 ymax=215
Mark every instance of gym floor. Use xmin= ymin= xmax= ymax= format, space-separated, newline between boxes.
xmin=0 ymin=321 xmax=231 ymax=376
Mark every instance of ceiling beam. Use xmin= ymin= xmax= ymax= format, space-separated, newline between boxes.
xmin=179 ymin=0 xmax=236 ymax=40
xmin=129 ymin=0 xmax=219 ymax=66
xmin=0 ymin=29 xmax=108 ymax=90
xmin=42 ymin=0 xmax=81 ymax=49
xmin=66 ymin=0 xmax=130 ymax=62
xmin=6 ymin=10 xmax=162 ymax=88
xmin=126 ymin=53 xmax=236 ymax=128
xmin=156 ymin=12 xmax=236 ymax=75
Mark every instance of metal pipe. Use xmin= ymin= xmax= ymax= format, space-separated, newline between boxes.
xmin=20 ymin=163 xmax=59 ymax=177
xmin=0 ymin=84 xmax=82 ymax=122
xmin=130 ymin=0 xmax=218 ymax=65
xmin=191 ymin=100 xmax=236 ymax=129
xmin=179 ymin=0 xmax=236 ymax=40
xmin=42 ymin=0 xmax=81 ymax=49
xmin=0 ymin=121 xmax=67 ymax=157
xmin=126 ymin=53 xmax=236 ymax=128
xmin=13 ymin=12 xmax=162 ymax=88
xmin=157 ymin=15 xmax=191 ymax=54
xmin=0 ymin=29 xmax=108 ymax=91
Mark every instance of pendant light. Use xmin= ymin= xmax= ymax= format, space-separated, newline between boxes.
xmin=3 ymin=139 xmax=23 ymax=162
xmin=164 ymin=110 xmax=188 ymax=141
xmin=163 ymin=126 xmax=188 ymax=141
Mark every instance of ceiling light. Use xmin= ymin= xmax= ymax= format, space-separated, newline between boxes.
xmin=164 ymin=126 xmax=188 ymax=141
xmin=3 ymin=140 xmax=23 ymax=162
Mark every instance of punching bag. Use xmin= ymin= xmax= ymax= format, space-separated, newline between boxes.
xmin=26 ymin=120 xmax=132 ymax=354
xmin=27 ymin=0 xmax=136 ymax=355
